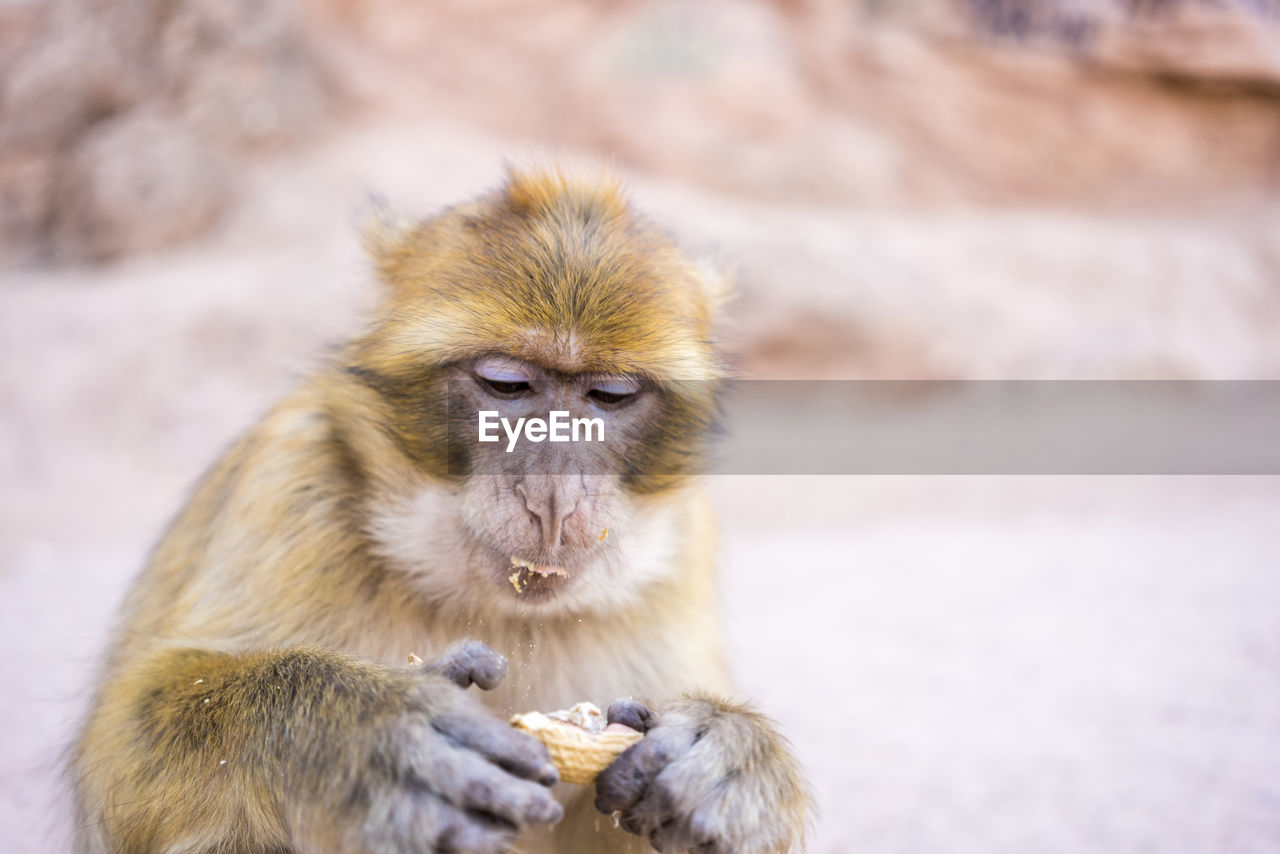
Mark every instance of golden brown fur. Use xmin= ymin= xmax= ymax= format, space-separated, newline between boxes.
xmin=70 ymin=167 xmax=810 ymax=854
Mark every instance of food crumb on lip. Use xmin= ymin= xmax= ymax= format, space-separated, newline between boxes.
xmin=509 ymin=555 xmax=568 ymax=577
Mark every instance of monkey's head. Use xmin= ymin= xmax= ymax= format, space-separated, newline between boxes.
xmin=341 ymin=167 xmax=727 ymax=618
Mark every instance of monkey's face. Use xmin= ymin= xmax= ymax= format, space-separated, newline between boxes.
xmin=353 ymin=168 xmax=724 ymax=618
xmin=453 ymin=353 xmax=669 ymax=608
xmin=364 ymin=349 xmax=717 ymax=618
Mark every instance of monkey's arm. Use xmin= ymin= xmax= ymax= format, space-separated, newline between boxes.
xmin=72 ymin=642 xmax=562 ymax=854
xmin=594 ymin=696 xmax=813 ymax=854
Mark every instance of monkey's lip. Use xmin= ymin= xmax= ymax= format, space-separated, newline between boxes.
xmin=506 ymin=555 xmax=571 ymax=599
xmin=510 ymin=555 xmax=568 ymax=577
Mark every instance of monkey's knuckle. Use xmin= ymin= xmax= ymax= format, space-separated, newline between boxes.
xmin=687 ymin=809 xmax=724 ymax=846
xmin=435 ymin=815 xmax=475 ymax=850
xmin=606 ymin=698 xmax=656 ymax=732
xmin=596 ymin=756 xmax=648 ymax=804
xmin=531 ymin=791 xmax=564 ymax=824
xmin=459 ymin=639 xmax=499 ymax=661
xmin=418 ymin=666 xmax=468 ymax=696
xmin=513 ymin=736 xmax=557 ymax=779
xmin=647 ymin=776 xmax=680 ymax=810
xmin=592 ymin=772 xmax=627 ymax=809
xmin=459 ymin=775 xmax=498 ymax=807
xmin=648 ymin=822 xmax=689 ymax=854
xmin=641 ymin=732 xmax=686 ymax=767
xmin=354 ymin=791 xmax=442 ymax=854
xmin=618 ymin=812 xmax=650 ymax=837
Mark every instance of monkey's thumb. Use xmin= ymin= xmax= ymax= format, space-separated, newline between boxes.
xmin=429 ymin=640 xmax=509 ymax=691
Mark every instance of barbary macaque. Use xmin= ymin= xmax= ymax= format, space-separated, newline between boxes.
xmin=70 ymin=168 xmax=812 ymax=853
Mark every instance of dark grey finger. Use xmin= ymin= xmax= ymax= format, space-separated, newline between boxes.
xmin=594 ymin=725 xmax=693 ymax=814
xmin=621 ymin=777 xmax=677 ymax=840
xmin=619 ymin=811 xmax=649 ymax=836
xmin=596 ymin=739 xmax=667 ymax=814
xmin=650 ymin=818 xmax=697 ymax=853
xmin=453 ymin=755 xmax=565 ymax=827
xmin=430 ymin=640 xmax=508 ymax=690
xmin=606 ymin=698 xmax=658 ymax=733
xmin=361 ymin=785 xmax=450 ymax=852
xmin=435 ymin=807 xmax=517 ymax=854
xmin=435 ymin=712 xmax=559 ymax=786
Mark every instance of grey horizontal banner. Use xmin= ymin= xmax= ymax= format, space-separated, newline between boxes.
xmin=714 ymin=381 xmax=1280 ymax=475
xmin=447 ymin=381 xmax=1280 ymax=475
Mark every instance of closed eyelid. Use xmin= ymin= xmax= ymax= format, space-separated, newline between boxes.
xmin=589 ymin=377 xmax=639 ymax=394
xmin=474 ymin=357 xmax=533 ymax=383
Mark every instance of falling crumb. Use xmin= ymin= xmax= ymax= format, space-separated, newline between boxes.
xmin=598 ymin=528 xmax=608 ymax=541
xmin=193 ymin=678 xmax=204 ymax=685
xmin=611 ymin=810 xmax=622 ymax=829
xmin=407 ymin=652 xmax=423 ymax=666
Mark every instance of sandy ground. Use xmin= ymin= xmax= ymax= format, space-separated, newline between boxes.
xmin=2 ymin=119 xmax=1279 ymax=853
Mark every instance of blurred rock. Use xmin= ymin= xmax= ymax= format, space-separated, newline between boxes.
xmin=159 ymin=0 xmax=328 ymax=148
xmin=51 ymin=112 xmax=231 ymax=262
xmin=956 ymin=0 xmax=1280 ymax=90
xmin=1085 ymin=3 xmax=1280 ymax=89
xmin=0 ymin=0 xmax=153 ymax=152
xmin=0 ymin=150 xmax=55 ymax=265
xmin=306 ymin=0 xmax=1280 ymax=207
xmin=4 ymin=0 xmax=1280 ymax=269
xmin=0 ymin=0 xmax=328 ymax=267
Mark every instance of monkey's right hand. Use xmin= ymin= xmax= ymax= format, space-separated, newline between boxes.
xmin=297 ymin=641 xmax=563 ymax=854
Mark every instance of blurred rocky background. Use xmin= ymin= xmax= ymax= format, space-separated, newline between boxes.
xmin=2 ymin=2 xmax=1279 ymax=853
xmin=2 ymin=0 xmax=1279 ymax=377
xmin=0 ymin=0 xmax=327 ymax=263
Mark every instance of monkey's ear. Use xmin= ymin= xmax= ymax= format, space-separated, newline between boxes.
xmin=357 ymin=193 xmax=417 ymax=265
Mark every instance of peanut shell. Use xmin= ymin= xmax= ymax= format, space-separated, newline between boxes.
xmin=510 ymin=711 xmax=643 ymax=785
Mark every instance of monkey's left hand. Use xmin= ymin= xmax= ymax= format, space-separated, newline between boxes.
xmin=594 ymin=696 xmax=811 ymax=854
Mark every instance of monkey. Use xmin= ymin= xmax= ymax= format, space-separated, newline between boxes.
xmin=69 ymin=167 xmax=813 ymax=854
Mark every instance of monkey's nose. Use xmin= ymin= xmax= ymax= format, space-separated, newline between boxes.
xmin=515 ymin=477 xmax=583 ymax=552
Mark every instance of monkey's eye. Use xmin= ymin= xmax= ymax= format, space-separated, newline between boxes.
xmin=474 ymin=359 xmax=534 ymax=398
xmin=479 ymin=377 xmax=533 ymax=396
xmin=586 ymin=378 xmax=639 ymax=408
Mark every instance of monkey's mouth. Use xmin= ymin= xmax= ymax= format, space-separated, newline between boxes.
xmin=506 ymin=555 xmax=569 ymax=598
